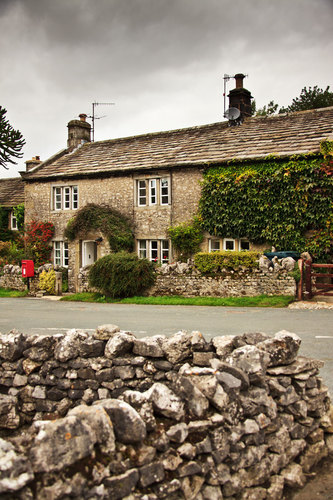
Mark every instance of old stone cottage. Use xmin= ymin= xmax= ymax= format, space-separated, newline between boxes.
xmin=0 ymin=177 xmax=24 ymax=233
xmin=21 ymin=76 xmax=333 ymax=291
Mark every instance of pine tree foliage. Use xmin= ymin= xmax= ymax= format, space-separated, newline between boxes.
xmin=0 ymin=106 xmax=25 ymax=169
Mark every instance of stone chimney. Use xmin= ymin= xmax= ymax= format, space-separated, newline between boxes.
xmin=67 ymin=113 xmax=91 ymax=149
xmin=228 ymin=73 xmax=253 ymax=118
xmin=25 ymin=156 xmax=42 ymax=172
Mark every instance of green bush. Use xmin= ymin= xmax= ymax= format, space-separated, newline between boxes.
xmin=194 ymin=251 xmax=260 ymax=274
xmin=39 ymin=269 xmax=56 ymax=294
xmin=168 ymin=218 xmax=203 ymax=261
xmin=89 ymin=252 xmax=156 ymax=298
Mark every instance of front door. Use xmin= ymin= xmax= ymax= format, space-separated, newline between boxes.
xmin=82 ymin=240 xmax=97 ymax=267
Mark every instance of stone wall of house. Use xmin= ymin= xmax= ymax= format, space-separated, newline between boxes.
xmin=0 ymin=326 xmax=332 ymax=499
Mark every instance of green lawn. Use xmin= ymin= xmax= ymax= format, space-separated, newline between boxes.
xmin=0 ymin=288 xmax=29 ymax=298
xmin=61 ymin=293 xmax=294 ymax=308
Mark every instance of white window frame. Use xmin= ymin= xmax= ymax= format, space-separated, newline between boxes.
xmin=223 ymin=238 xmax=236 ymax=251
xmin=137 ymin=239 xmax=170 ymax=263
xmin=53 ymin=241 xmax=69 ymax=267
xmin=209 ymin=239 xmax=221 ymax=252
xmin=11 ymin=211 xmax=18 ymax=230
xmin=160 ymin=178 xmax=170 ymax=205
xmin=136 ymin=177 xmax=170 ymax=207
xmin=52 ymin=186 xmax=78 ymax=211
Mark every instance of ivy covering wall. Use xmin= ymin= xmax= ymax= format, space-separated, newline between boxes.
xmin=199 ymin=150 xmax=333 ymax=261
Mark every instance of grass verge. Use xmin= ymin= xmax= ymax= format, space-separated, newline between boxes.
xmin=61 ymin=293 xmax=295 ymax=308
xmin=0 ymin=287 xmax=29 ymax=298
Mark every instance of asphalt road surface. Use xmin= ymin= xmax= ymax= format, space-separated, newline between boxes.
xmin=0 ymin=297 xmax=332 ymax=395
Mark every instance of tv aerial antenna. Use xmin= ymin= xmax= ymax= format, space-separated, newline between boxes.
xmin=90 ymin=101 xmax=115 ymax=142
xmin=223 ymin=73 xmax=248 ymax=124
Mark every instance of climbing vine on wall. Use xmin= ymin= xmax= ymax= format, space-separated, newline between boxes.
xmin=199 ymin=151 xmax=333 ymax=261
xmin=65 ymin=204 xmax=134 ymax=253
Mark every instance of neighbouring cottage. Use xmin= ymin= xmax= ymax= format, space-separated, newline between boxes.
xmin=0 ymin=177 xmax=24 ymax=235
xmin=20 ymin=74 xmax=333 ymax=292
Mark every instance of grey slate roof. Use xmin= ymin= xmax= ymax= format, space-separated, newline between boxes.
xmin=23 ymin=106 xmax=333 ymax=181
xmin=0 ymin=177 xmax=24 ymax=207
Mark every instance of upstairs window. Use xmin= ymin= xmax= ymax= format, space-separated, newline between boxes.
xmin=52 ymin=185 xmax=78 ymax=211
xmin=136 ymin=177 xmax=170 ymax=207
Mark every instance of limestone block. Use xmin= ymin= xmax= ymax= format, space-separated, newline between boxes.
xmin=146 ymin=382 xmax=185 ymax=420
xmin=0 ymin=438 xmax=34 ymax=494
xmin=96 ymin=399 xmax=147 ymax=444
xmin=104 ymin=332 xmax=134 ymax=358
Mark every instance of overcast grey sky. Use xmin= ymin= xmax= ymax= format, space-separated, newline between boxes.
xmin=1 ymin=0 xmax=332 ymax=178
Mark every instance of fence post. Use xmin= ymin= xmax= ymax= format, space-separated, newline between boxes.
xmin=305 ymin=260 xmax=312 ymax=299
xmin=297 ymin=259 xmax=304 ymax=301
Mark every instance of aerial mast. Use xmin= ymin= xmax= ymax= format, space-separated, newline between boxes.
xmin=91 ymin=101 xmax=115 ymax=142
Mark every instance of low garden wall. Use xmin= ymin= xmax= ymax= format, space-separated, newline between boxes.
xmin=78 ymin=262 xmax=296 ymax=297
xmin=0 ymin=326 xmax=332 ymax=499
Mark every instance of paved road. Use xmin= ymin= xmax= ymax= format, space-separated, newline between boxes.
xmin=0 ymin=297 xmax=332 ymax=395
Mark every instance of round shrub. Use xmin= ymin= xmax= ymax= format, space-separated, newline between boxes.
xmin=88 ymin=252 xmax=156 ymax=298
xmin=39 ymin=269 xmax=56 ymax=294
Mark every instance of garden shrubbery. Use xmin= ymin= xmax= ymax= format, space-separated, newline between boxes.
xmin=194 ymin=251 xmax=260 ymax=274
xmin=89 ymin=252 xmax=156 ymax=298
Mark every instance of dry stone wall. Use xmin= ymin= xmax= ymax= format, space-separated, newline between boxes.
xmin=0 ymin=326 xmax=332 ymax=499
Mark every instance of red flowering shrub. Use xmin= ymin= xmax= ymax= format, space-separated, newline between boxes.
xmin=25 ymin=221 xmax=55 ymax=266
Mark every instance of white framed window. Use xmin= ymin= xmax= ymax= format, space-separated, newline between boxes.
xmin=239 ymin=239 xmax=250 ymax=251
xmin=136 ymin=177 xmax=170 ymax=207
xmin=160 ymin=178 xmax=169 ymax=205
xmin=223 ymin=238 xmax=236 ymax=251
xmin=53 ymin=241 xmax=69 ymax=267
xmin=149 ymin=179 xmax=157 ymax=205
xmin=52 ymin=186 xmax=78 ymax=211
xmin=138 ymin=180 xmax=147 ymax=206
xmin=209 ymin=239 xmax=221 ymax=252
xmin=137 ymin=239 xmax=170 ymax=263
xmin=11 ymin=212 xmax=18 ymax=230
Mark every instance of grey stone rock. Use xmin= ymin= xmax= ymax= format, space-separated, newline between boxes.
xmin=94 ymin=323 xmax=121 ymax=340
xmin=0 ymin=438 xmax=34 ymax=494
xmin=166 ymin=423 xmax=189 ymax=443
xmin=256 ymin=330 xmax=301 ymax=367
xmin=281 ymin=463 xmax=306 ymax=488
xmin=23 ymin=335 xmax=56 ymax=361
xmin=146 ymin=383 xmax=185 ymax=420
xmin=299 ymin=440 xmax=328 ymax=472
xmin=96 ymin=398 xmax=147 ymax=444
xmin=0 ymin=332 xmax=26 ymax=361
xmin=22 ymin=359 xmax=42 ymax=375
xmin=226 ymin=345 xmax=271 ymax=375
xmin=178 ymin=442 xmax=196 ymax=459
xmin=30 ymin=414 xmax=96 ymax=472
xmin=162 ymin=330 xmax=192 ymax=364
xmin=133 ymin=335 xmax=165 ymax=357
xmin=267 ymin=356 xmax=324 ymax=375
xmin=68 ymin=404 xmax=116 ymax=454
xmin=154 ymin=478 xmax=181 ymax=498
xmin=105 ymin=332 xmax=134 ymax=358
xmin=281 ymin=257 xmax=296 ymax=271
xmin=181 ymin=475 xmax=205 ymax=500
xmin=212 ymin=335 xmax=235 ymax=358
xmin=139 ymin=462 xmax=165 ymax=487
xmin=54 ymin=329 xmax=88 ymax=362
xmin=239 ymin=486 xmax=267 ymax=500
xmin=0 ymin=394 xmax=20 ymax=429
xmin=78 ymin=337 xmax=104 ymax=357
xmin=216 ymin=371 xmax=242 ymax=391
xmin=175 ymin=376 xmax=209 ymax=418
xmin=192 ymin=351 xmax=215 ymax=366
xmin=211 ymin=359 xmax=250 ymax=389
xmin=267 ymin=475 xmax=284 ymax=500
xmin=201 ymin=485 xmax=223 ymax=500
xmin=104 ymin=468 xmax=139 ymax=499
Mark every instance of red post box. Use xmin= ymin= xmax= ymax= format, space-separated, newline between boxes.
xmin=22 ymin=260 xmax=34 ymax=278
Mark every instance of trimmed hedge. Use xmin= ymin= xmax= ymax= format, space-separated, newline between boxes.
xmin=194 ymin=251 xmax=260 ymax=274
xmin=89 ymin=252 xmax=156 ymax=298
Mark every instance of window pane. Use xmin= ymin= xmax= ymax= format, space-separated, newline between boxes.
xmin=161 ymin=240 xmax=169 ymax=263
xmin=64 ymin=187 xmax=71 ymax=209
xmin=149 ymin=179 xmax=157 ymax=205
xmin=138 ymin=180 xmax=146 ymax=206
xmin=210 ymin=240 xmax=220 ymax=252
xmin=54 ymin=187 xmax=62 ymax=210
xmin=63 ymin=242 xmax=69 ymax=266
xmin=224 ymin=239 xmax=235 ymax=251
xmin=240 ymin=240 xmax=250 ymax=251
xmin=161 ymin=178 xmax=169 ymax=205
xmin=138 ymin=240 xmax=147 ymax=259
xmin=72 ymin=186 xmax=78 ymax=209
xmin=150 ymin=240 xmax=158 ymax=261
xmin=54 ymin=242 xmax=61 ymax=266
xmin=11 ymin=213 xmax=17 ymax=230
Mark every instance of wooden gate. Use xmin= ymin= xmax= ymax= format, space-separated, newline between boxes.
xmin=305 ymin=261 xmax=333 ymax=299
